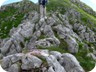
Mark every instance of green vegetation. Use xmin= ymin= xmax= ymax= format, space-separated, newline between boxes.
xmin=37 ymin=46 xmax=65 ymax=53
xmin=0 ymin=1 xmax=38 ymax=39
xmin=38 ymin=33 xmax=46 ymax=39
xmin=0 ymin=0 xmax=96 ymax=71
xmin=37 ymin=55 xmax=48 ymax=67
xmin=22 ymin=48 xmax=29 ymax=53
xmin=76 ymin=54 xmax=95 ymax=71
xmin=0 ymin=6 xmax=24 ymax=38
xmin=71 ymin=0 xmax=96 ymax=18
xmin=47 ymin=0 xmax=70 ymax=14
xmin=47 ymin=0 xmax=96 ymax=30
xmin=75 ymin=42 xmax=96 ymax=71
xmin=73 ymin=4 xmax=96 ymax=29
xmin=47 ymin=2 xmax=96 ymax=71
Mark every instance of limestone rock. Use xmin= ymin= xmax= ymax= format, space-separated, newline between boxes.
xmin=21 ymin=54 xmax=42 ymax=70
xmin=8 ymin=64 xmax=20 ymax=72
xmin=59 ymin=53 xmax=85 ymax=72
xmin=19 ymin=21 xmax=34 ymax=38
xmin=43 ymin=25 xmax=54 ymax=37
xmin=1 ymin=55 xmax=12 ymax=70
xmin=46 ymin=55 xmax=66 ymax=72
xmin=50 ymin=51 xmax=62 ymax=60
xmin=54 ymin=25 xmax=79 ymax=53
xmin=35 ymin=37 xmax=60 ymax=47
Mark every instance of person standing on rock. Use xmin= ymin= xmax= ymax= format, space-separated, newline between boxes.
xmin=39 ymin=0 xmax=48 ymax=21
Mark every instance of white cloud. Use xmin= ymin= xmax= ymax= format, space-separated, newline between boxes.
xmin=0 ymin=0 xmax=7 ymax=7
xmin=89 ymin=0 xmax=96 ymax=5
xmin=80 ymin=0 xmax=96 ymax=11
xmin=88 ymin=0 xmax=96 ymax=11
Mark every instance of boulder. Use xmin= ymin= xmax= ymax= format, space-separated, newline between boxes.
xmin=59 ymin=53 xmax=85 ymax=72
xmin=1 ymin=55 xmax=12 ymax=70
xmin=21 ymin=54 xmax=42 ymax=70
xmin=1 ymin=39 xmax=12 ymax=55
xmin=46 ymin=55 xmax=66 ymax=72
xmin=47 ymin=17 xmax=56 ymax=26
xmin=50 ymin=51 xmax=62 ymax=60
xmin=35 ymin=37 xmax=60 ymax=47
xmin=11 ymin=53 xmax=24 ymax=63
xmin=54 ymin=25 xmax=79 ymax=53
xmin=43 ymin=25 xmax=54 ymax=37
xmin=73 ymin=23 xmax=95 ymax=42
xmin=19 ymin=21 xmax=34 ymax=38
xmin=27 ymin=30 xmax=41 ymax=50
xmin=8 ymin=64 xmax=20 ymax=72
xmin=48 ymin=66 xmax=55 ymax=72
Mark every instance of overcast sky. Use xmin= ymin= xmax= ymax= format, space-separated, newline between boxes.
xmin=80 ymin=0 xmax=96 ymax=11
xmin=0 ymin=0 xmax=96 ymax=11
xmin=0 ymin=0 xmax=38 ymax=7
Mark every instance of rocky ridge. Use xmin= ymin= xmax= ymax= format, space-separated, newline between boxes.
xmin=0 ymin=0 xmax=96 ymax=72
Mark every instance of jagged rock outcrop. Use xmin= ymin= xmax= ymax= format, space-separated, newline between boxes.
xmin=59 ymin=53 xmax=85 ymax=72
xmin=1 ymin=50 xmax=85 ymax=72
xmin=73 ymin=23 xmax=95 ymax=42
xmin=0 ymin=10 xmax=95 ymax=71
xmin=0 ymin=0 xmax=96 ymax=72
xmin=0 ymin=11 xmax=81 ymax=55
xmin=54 ymin=24 xmax=79 ymax=53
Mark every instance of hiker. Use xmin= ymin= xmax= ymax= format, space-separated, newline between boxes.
xmin=39 ymin=0 xmax=48 ymax=21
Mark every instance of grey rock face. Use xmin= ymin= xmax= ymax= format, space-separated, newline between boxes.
xmin=1 ymin=38 xmax=22 ymax=56
xmin=54 ymin=25 xmax=79 ymax=53
xmin=1 ymin=52 xmax=42 ymax=71
xmin=59 ymin=53 xmax=85 ymax=72
xmin=50 ymin=51 xmax=62 ymax=60
xmin=73 ymin=23 xmax=95 ymax=42
xmin=0 ymin=4 xmax=95 ymax=72
xmin=1 ymin=39 xmax=12 ymax=55
xmin=46 ymin=55 xmax=66 ymax=72
xmin=47 ymin=17 xmax=56 ymax=26
xmin=65 ymin=35 xmax=78 ymax=53
xmin=21 ymin=54 xmax=42 ymax=70
xmin=19 ymin=21 xmax=34 ymax=38
xmin=1 ymin=53 xmax=24 ymax=70
xmin=0 ymin=53 xmax=3 ymax=59
xmin=0 ymin=20 xmax=35 ymax=55
xmin=48 ymin=66 xmax=55 ymax=72
xmin=11 ymin=53 xmax=24 ymax=63
xmin=1 ymin=50 xmax=85 ymax=72
xmin=35 ymin=37 xmax=60 ymax=47
xmin=8 ymin=64 xmax=20 ymax=72
xmin=1 ymin=55 xmax=12 ymax=70
xmin=87 ymin=53 xmax=96 ymax=60
xmin=27 ymin=30 xmax=41 ymax=50
xmin=12 ymin=32 xmax=24 ymax=43
xmin=43 ymin=25 xmax=54 ymax=37
xmin=9 ymin=27 xmax=17 ymax=36
xmin=0 ymin=39 xmax=2 ymax=48
xmin=35 ymin=38 xmax=52 ymax=47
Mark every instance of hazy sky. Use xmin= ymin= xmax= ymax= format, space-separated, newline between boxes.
xmin=0 ymin=0 xmax=96 ymax=11
xmin=80 ymin=0 xmax=96 ymax=11
xmin=0 ymin=0 xmax=38 ymax=7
